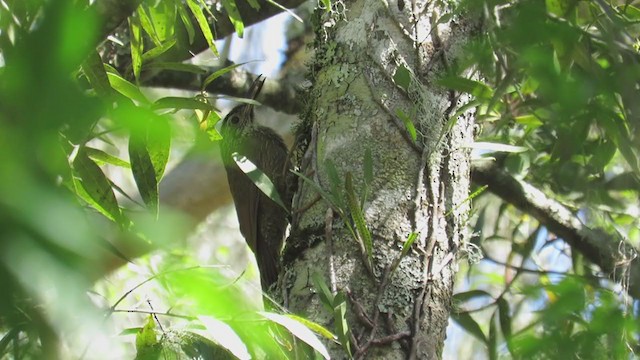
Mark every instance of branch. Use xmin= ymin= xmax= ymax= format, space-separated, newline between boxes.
xmin=471 ymin=161 xmax=640 ymax=299
xmin=145 ymin=67 xmax=302 ymax=115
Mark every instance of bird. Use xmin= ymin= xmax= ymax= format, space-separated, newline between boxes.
xmin=218 ymin=75 xmax=292 ymax=290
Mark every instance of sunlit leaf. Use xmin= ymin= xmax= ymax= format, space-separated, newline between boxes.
xmin=72 ymin=149 xmax=122 ymax=222
xmin=85 ymin=147 xmax=130 ymax=169
xmin=81 ymin=51 xmax=112 ymax=98
xmin=438 ymin=76 xmax=493 ymax=100
xmin=202 ymin=62 xmax=252 ymax=90
xmin=152 ymin=96 xmax=215 ymax=111
xmin=198 ymin=315 xmax=250 ymax=360
xmin=106 ymin=72 xmax=149 ymax=104
xmin=185 ymin=0 xmax=218 ymax=56
xmin=232 ymin=153 xmax=288 ymax=212
xmin=261 ymin=312 xmax=330 ymax=359
xmin=129 ymin=14 xmax=143 ymax=82
xmin=221 ymin=0 xmax=244 ymax=38
xmin=396 ymin=109 xmax=417 ymax=142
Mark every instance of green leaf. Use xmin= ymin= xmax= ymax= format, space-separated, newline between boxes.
xmin=221 ymin=0 xmax=244 ymax=38
xmin=333 ymin=292 xmax=352 ymax=357
xmin=394 ymin=65 xmax=412 ymax=91
xmin=246 ymin=0 xmax=260 ymax=10
xmin=141 ymin=38 xmax=177 ymax=63
xmin=451 ymin=311 xmax=487 ymax=344
xmin=312 ymin=272 xmax=335 ymax=312
xmin=401 ymin=232 xmax=418 ymax=258
xmin=232 ymin=153 xmax=288 ymax=212
xmin=260 ymin=312 xmax=330 ymax=359
xmin=438 ymin=76 xmax=493 ymax=100
xmin=129 ymin=133 xmax=159 ymax=214
xmin=185 ymin=0 xmax=218 ymax=56
xmin=202 ymin=62 xmax=251 ymax=91
xmin=396 ymin=109 xmax=417 ymax=142
xmin=152 ymin=96 xmax=215 ymax=111
xmin=146 ymin=0 xmax=176 ymax=42
xmin=488 ymin=312 xmax=498 ymax=360
xmin=136 ymin=7 xmax=161 ymax=46
xmin=453 ymin=290 xmax=493 ymax=303
xmin=81 ymin=51 xmax=112 ymax=98
xmin=85 ymin=147 xmax=130 ymax=168
xmin=72 ymin=149 xmax=122 ymax=222
xmin=496 ymin=297 xmax=512 ymax=341
xmin=345 ymin=173 xmax=373 ymax=262
xmin=198 ymin=315 xmax=250 ymax=360
xmin=146 ymin=117 xmax=171 ymax=183
xmin=129 ymin=14 xmax=143 ymax=82
xmin=325 ymin=159 xmax=344 ymax=208
xmin=292 ymin=169 xmax=337 ymax=209
xmin=176 ymin=0 xmax=196 ymax=44
xmin=142 ymin=61 xmax=207 ymax=74
xmin=106 ymin=72 xmax=149 ymax=104
xmin=514 ymin=114 xmax=543 ymax=129
xmin=135 ymin=316 xmax=159 ymax=359
xmin=285 ymin=314 xmax=336 ymax=341
xmin=320 ymin=0 xmax=332 ymax=11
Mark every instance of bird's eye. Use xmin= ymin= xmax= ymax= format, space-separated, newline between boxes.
xmin=229 ymin=115 xmax=240 ymax=125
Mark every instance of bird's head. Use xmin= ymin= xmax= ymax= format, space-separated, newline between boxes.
xmin=220 ymin=75 xmax=265 ymax=141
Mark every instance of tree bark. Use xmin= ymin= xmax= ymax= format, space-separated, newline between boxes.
xmin=281 ymin=1 xmax=477 ymax=358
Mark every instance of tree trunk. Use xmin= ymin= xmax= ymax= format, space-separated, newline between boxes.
xmin=281 ymin=1 xmax=477 ymax=358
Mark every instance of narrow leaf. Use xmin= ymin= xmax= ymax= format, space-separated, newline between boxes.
xmin=73 ymin=149 xmax=121 ymax=222
xmin=396 ymin=109 xmax=417 ymax=142
xmin=198 ymin=315 xmax=250 ymax=360
xmin=232 ymin=153 xmax=288 ymax=212
xmin=129 ymin=14 xmax=143 ymax=82
xmin=438 ymin=76 xmax=493 ymax=100
xmin=451 ymin=311 xmax=487 ymax=344
xmin=141 ymin=38 xmax=177 ymax=62
xmin=176 ymin=1 xmax=196 ymax=44
xmin=85 ymin=147 xmax=130 ymax=168
xmin=152 ymin=96 xmax=214 ymax=111
xmin=260 ymin=312 xmax=330 ymax=359
xmin=221 ymin=0 xmax=244 ymax=38
xmin=312 ymin=272 xmax=335 ymax=312
xmin=286 ymin=314 xmax=336 ymax=341
xmin=333 ymin=292 xmax=352 ymax=357
xmin=142 ymin=61 xmax=207 ymax=74
xmin=345 ymin=173 xmax=373 ymax=261
xmin=496 ymin=298 xmax=512 ymax=341
xmin=202 ymin=62 xmax=251 ymax=91
xmin=137 ymin=7 xmax=161 ymax=46
xmin=129 ymin=133 xmax=159 ymax=214
xmin=81 ymin=51 xmax=112 ymax=97
xmin=401 ymin=232 xmax=418 ymax=258
xmin=292 ymin=170 xmax=337 ymax=209
xmin=453 ymin=290 xmax=493 ymax=303
xmin=146 ymin=117 xmax=171 ymax=183
xmin=324 ymin=159 xmax=344 ymax=208
xmin=106 ymin=72 xmax=149 ymax=104
xmin=185 ymin=0 xmax=218 ymax=56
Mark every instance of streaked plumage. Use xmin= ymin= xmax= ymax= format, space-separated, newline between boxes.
xmin=219 ymin=76 xmax=291 ymax=289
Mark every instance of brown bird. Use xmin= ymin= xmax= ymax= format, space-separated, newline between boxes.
xmin=219 ymin=75 xmax=292 ymax=290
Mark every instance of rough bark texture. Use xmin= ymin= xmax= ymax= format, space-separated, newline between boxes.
xmin=281 ymin=1 xmax=477 ymax=358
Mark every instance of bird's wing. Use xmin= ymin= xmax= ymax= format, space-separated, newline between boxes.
xmin=227 ymin=164 xmax=260 ymax=253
